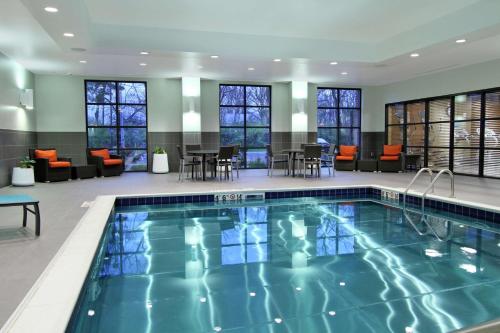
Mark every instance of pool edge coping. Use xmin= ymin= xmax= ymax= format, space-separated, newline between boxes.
xmin=2 ymin=184 xmax=500 ymax=333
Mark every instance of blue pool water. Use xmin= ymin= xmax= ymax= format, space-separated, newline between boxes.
xmin=68 ymin=198 xmax=500 ymax=333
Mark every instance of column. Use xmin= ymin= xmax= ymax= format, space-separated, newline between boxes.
xmin=291 ymin=81 xmax=309 ymax=148
xmin=182 ymin=77 xmax=201 ymax=146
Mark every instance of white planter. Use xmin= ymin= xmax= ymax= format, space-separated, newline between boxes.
xmin=12 ymin=167 xmax=35 ymax=186
xmin=152 ymin=154 xmax=169 ymax=173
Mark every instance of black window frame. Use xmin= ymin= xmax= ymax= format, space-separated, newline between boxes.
xmin=85 ymin=80 xmax=149 ymax=172
xmin=219 ymin=84 xmax=272 ymax=169
xmin=316 ymin=87 xmax=362 ymax=148
xmin=385 ymin=86 xmax=500 ymax=178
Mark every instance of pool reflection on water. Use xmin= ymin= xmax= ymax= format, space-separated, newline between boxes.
xmin=68 ymin=199 xmax=500 ymax=333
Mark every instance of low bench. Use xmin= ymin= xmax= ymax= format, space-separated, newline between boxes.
xmin=0 ymin=195 xmax=40 ymax=236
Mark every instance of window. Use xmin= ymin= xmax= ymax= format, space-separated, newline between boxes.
xmin=317 ymin=88 xmax=361 ymax=148
xmin=221 ymin=207 xmax=269 ymax=265
xmin=385 ymin=87 xmax=500 ymax=178
xmin=85 ymin=80 xmax=148 ymax=171
xmin=219 ymin=84 xmax=271 ymax=168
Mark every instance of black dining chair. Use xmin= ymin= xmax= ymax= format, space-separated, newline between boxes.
xmin=176 ymin=145 xmax=201 ymax=181
xmin=216 ymin=146 xmax=235 ymax=181
xmin=321 ymin=144 xmax=336 ymax=176
xmin=266 ymin=144 xmax=289 ymax=177
xmin=298 ymin=145 xmax=322 ymax=178
xmin=231 ymin=144 xmax=242 ymax=178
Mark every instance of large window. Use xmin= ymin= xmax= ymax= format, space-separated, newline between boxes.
xmin=317 ymin=88 xmax=361 ymax=147
xmin=219 ymin=84 xmax=271 ymax=168
xmin=85 ymin=80 xmax=148 ymax=171
xmin=385 ymin=87 xmax=500 ymax=178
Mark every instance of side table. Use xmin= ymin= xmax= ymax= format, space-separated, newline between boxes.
xmin=71 ymin=165 xmax=97 ymax=180
xmin=357 ymin=159 xmax=378 ymax=172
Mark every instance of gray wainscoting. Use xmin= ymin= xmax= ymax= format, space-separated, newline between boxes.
xmin=361 ymin=132 xmax=385 ymax=159
xmin=36 ymin=132 xmax=87 ymax=165
xmin=0 ymin=130 xmax=37 ymax=188
xmin=148 ymin=132 xmax=183 ymax=172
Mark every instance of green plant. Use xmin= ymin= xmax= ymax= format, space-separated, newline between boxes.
xmin=19 ymin=156 xmax=36 ymax=168
xmin=153 ymin=146 xmax=166 ymax=154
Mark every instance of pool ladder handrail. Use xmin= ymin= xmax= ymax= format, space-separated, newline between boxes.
xmin=420 ymin=168 xmax=455 ymax=213
xmin=403 ymin=168 xmax=434 ymax=209
xmin=403 ymin=209 xmax=454 ymax=242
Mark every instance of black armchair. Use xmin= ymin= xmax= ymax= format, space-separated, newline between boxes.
xmin=378 ymin=145 xmax=405 ymax=172
xmin=28 ymin=148 xmax=72 ymax=182
xmin=86 ymin=148 xmax=124 ymax=177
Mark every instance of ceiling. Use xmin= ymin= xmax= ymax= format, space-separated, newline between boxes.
xmin=1 ymin=0 xmax=500 ymax=85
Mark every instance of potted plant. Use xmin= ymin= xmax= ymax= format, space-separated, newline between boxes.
xmin=152 ymin=146 xmax=169 ymax=173
xmin=12 ymin=156 xmax=36 ymax=186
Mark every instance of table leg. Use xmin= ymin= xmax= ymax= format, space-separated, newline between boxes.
xmin=34 ymin=203 xmax=40 ymax=236
xmin=22 ymin=205 xmax=27 ymax=227
xmin=202 ymin=154 xmax=207 ymax=181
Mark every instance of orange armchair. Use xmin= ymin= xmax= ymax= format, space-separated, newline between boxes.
xmin=335 ymin=145 xmax=358 ymax=171
xmin=86 ymin=148 xmax=124 ymax=177
xmin=379 ymin=144 xmax=405 ymax=172
xmin=29 ymin=148 xmax=72 ymax=182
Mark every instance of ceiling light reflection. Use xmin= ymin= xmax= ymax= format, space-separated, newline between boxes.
xmin=460 ymin=247 xmax=477 ymax=255
xmin=425 ymin=249 xmax=443 ymax=258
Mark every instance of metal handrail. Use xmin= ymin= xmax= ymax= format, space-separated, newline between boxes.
xmin=403 ymin=168 xmax=433 ymax=208
xmin=421 ymin=169 xmax=455 ymax=213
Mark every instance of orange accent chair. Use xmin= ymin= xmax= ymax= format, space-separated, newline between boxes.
xmin=379 ymin=144 xmax=405 ymax=172
xmin=28 ymin=148 xmax=72 ymax=182
xmin=87 ymin=148 xmax=124 ymax=177
xmin=335 ymin=145 xmax=358 ymax=171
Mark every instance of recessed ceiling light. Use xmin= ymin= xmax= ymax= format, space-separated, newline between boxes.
xmin=198 ymin=65 xmax=203 ymax=69
xmin=210 ymin=55 xmax=219 ymax=59
xmin=273 ymin=58 xmax=281 ymax=62
xmin=410 ymin=53 xmax=420 ymax=58
xmin=79 ymin=60 xmax=87 ymax=64
xmin=248 ymin=67 xmax=255 ymax=71
xmin=139 ymin=63 xmax=147 ymax=66
xmin=63 ymin=32 xmax=75 ymax=37
xmin=140 ymin=51 xmax=150 ymax=55
xmin=456 ymin=39 xmax=466 ymax=44
xmin=330 ymin=61 xmax=338 ymax=65
xmin=341 ymin=72 xmax=348 ymax=75
xmin=44 ymin=6 xmax=58 ymax=13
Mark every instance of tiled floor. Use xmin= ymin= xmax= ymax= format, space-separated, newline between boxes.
xmin=0 ymin=169 xmax=499 ymax=327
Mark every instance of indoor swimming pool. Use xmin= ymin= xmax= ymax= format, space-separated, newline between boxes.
xmin=67 ymin=196 xmax=500 ymax=333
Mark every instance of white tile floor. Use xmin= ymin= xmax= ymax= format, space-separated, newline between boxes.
xmin=0 ymin=169 xmax=499 ymax=327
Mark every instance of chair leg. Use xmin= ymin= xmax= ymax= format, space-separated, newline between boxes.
xmin=270 ymin=158 xmax=274 ymax=177
xmin=303 ymin=161 xmax=306 ymax=179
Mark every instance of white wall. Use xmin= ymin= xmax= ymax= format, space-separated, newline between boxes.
xmin=0 ymin=52 xmax=35 ymax=131
xmin=34 ymin=75 xmax=182 ymax=132
xmin=33 ymin=57 xmax=500 ymax=134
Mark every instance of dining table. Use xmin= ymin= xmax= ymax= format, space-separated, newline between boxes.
xmin=281 ymin=148 xmax=304 ymax=177
xmin=186 ymin=149 xmax=219 ymax=181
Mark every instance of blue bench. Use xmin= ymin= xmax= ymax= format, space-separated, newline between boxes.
xmin=0 ymin=195 xmax=40 ymax=236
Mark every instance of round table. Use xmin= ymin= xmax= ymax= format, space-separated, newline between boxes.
xmin=281 ymin=149 xmax=304 ymax=177
xmin=186 ymin=149 xmax=219 ymax=181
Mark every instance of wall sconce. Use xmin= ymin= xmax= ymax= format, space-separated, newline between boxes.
xmin=20 ymin=89 xmax=34 ymax=110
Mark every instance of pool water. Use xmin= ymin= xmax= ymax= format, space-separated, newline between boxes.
xmin=68 ymin=198 xmax=500 ymax=333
